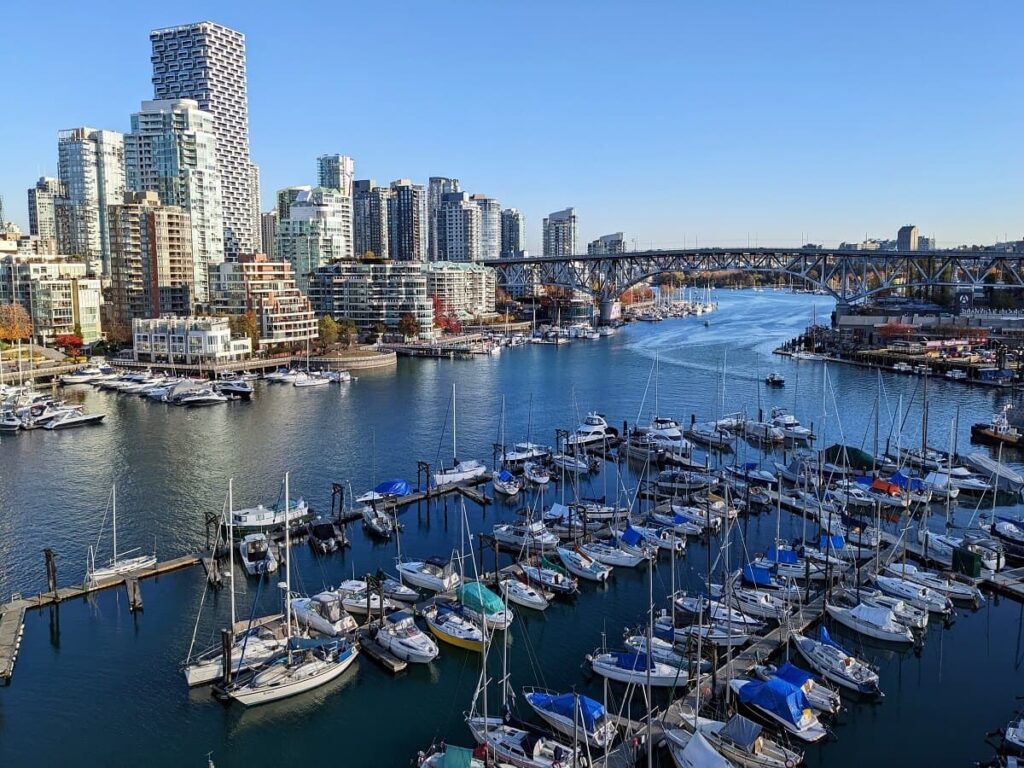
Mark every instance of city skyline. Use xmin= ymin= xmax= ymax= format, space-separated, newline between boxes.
xmin=2 ymin=2 xmax=1022 ymax=252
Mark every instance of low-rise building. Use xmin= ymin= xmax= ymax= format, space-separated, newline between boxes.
xmin=210 ymin=253 xmax=318 ymax=348
xmin=425 ymin=261 xmax=496 ymax=319
xmin=132 ymin=315 xmax=251 ymax=364
xmin=0 ymin=254 xmax=103 ymax=344
xmin=309 ymin=259 xmax=434 ymax=339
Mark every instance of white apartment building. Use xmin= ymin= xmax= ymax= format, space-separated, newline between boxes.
xmin=542 ymin=207 xmax=577 ymax=257
xmin=428 ymin=176 xmax=460 ymax=260
xmin=471 ymin=195 xmax=501 ymax=261
xmin=150 ymin=22 xmax=257 ymax=257
xmin=317 ymin=154 xmax=355 ymax=197
xmin=133 ymin=315 xmax=251 ymax=364
xmin=587 ymin=232 xmax=626 ymax=255
xmin=125 ymin=98 xmax=225 ymax=303
xmin=27 ymin=177 xmax=64 ymax=253
xmin=275 ymin=187 xmax=354 ymax=293
xmin=0 ymin=255 xmax=103 ymax=344
xmin=425 ymin=261 xmax=497 ymax=319
xmin=437 ymin=192 xmax=480 ymax=262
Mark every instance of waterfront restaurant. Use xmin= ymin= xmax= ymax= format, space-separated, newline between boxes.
xmin=132 ymin=316 xmax=252 ymax=365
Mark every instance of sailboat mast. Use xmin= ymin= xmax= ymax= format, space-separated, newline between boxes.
xmin=284 ymin=473 xmax=292 ymax=662
xmin=452 ymin=382 xmax=457 ymax=464
xmin=112 ymin=484 xmax=118 ymax=563
xmin=645 ymin=553 xmax=653 ymax=768
xmin=228 ymin=479 xmax=236 ymax=630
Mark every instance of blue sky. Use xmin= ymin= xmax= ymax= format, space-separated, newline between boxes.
xmin=2 ymin=1 xmax=1021 ymax=251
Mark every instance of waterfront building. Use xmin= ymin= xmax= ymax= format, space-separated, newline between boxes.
xmin=317 ymin=154 xmax=355 ymax=197
xmin=427 ymin=176 xmax=460 ymax=260
xmin=309 ymin=259 xmax=434 ymax=339
xmin=210 ymin=253 xmax=317 ymax=348
xmin=588 ymin=232 xmax=626 ymax=255
xmin=27 ymin=177 xmax=64 ymax=253
xmin=353 ymin=180 xmax=390 ymax=259
xmin=918 ymin=235 xmax=935 ymax=252
xmin=388 ymin=179 xmax=427 ymax=262
xmin=425 ymin=261 xmax=496 ymax=319
xmin=150 ymin=21 xmax=257 ymax=257
xmin=500 ymin=208 xmax=525 ymax=258
xmin=436 ymin=192 xmax=481 ymax=263
xmin=125 ymin=98 xmax=225 ymax=303
xmin=132 ymin=315 xmax=251 ymax=364
xmin=108 ymin=191 xmax=195 ymax=323
xmin=260 ymin=211 xmax=278 ymax=258
xmin=56 ymin=127 xmax=126 ymax=271
xmin=471 ymin=194 xmax=501 ymax=261
xmin=0 ymin=254 xmax=102 ymax=344
xmin=897 ymin=225 xmax=919 ymax=252
xmin=542 ymin=207 xmax=577 ymax=257
xmin=275 ymin=187 xmax=354 ymax=293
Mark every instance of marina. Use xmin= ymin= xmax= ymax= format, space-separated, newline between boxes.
xmin=2 ymin=290 xmax=1024 ymax=768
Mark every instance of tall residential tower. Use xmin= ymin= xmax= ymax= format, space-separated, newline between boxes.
xmin=542 ymin=207 xmax=577 ymax=257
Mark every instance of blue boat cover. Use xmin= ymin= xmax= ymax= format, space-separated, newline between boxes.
xmin=775 ymin=662 xmax=815 ymax=687
xmin=529 ymin=692 xmax=605 ymax=732
xmin=497 ymin=469 xmax=515 ymax=482
xmin=742 ymin=564 xmax=773 ymax=586
xmin=889 ymin=471 xmax=924 ymax=491
xmin=374 ymin=479 xmax=411 ymax=496
xmin=612 ymin=651 xmax=649 ymax=670
xmin=718 ymin=714 xmax=763 ymax=750
xmin=818 ymin=625 xmax=849 ymax=655
xmin=742 ymin=462 xmax=758 ymax=471
xmin=818 ymin=534 xmax=845 ymax=551
xmin=621 ymin=524 xmax=642 ymax=547
xmin=766 ymin=547 xmax=799 ymax=565
xmin=737 ymin=678 xmax=810 ymax=727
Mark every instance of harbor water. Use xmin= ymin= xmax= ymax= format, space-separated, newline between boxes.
xmin=0 ymin=289 xmax=1021 ymax=767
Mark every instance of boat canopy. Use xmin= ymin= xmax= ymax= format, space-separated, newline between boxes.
xmin=821 ymin=444 xmax=874 ymax=471
xmin=818 ymin=625 xmax=849 ymax=654
xmin=611 ymin=651 xmax=650 ymax=670
xmin=718 ymin=714 xmax=764 ymax=750
xmin=546 ymin=502 xmax=571 ymax=521
xmin=621 ymin=524 xmax=643 ymax=547
xmin=426 ymin=555 xmax=453 ymax=569
xmin=680 ymin=731 xmax=734 ymax=768
xmin=850 ymin=603 xmax=893 ymax=626
xmin=374 ymin=479 xmax=411 ymax=496
xmin=742 ymin=564 xmax=774 ymax=586
xmin=818 ymin=534 xmax=845 ymax=551
xmin=766 ymin=547 xmax=800 ymax=565
xmin=531 ymin=692 xmax=605 ymax=732
xmin=457 ymin=582 xmax=505 ymax=615
xmin=737 ymin=678 xmax=811 ymax=727
xmin=774 ymin=662 xmax=816 ymax=689
xmin=888 ymin=470 xmax=924 ymax=492
xmin=540 ymin=555 xmax=568 ymax=576
xmin=497 ymin=469 xmax=515 ymax=482
xmin=870 ymin=477 xmax=902 ymax=496
xmin=433 ymin=746 xmax=475 ymax=768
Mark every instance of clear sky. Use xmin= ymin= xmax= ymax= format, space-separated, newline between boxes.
xmin=2 ymin=1 xmax=1021 ymax=251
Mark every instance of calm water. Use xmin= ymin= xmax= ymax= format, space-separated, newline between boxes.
xmin=1 ymin=289 xmax=1021 ymax=767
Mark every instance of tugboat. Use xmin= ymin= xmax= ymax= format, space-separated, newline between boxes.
xmin=971 ymin=404 xmax=1023 ymax=448
xmin=764 ymin=372 xmax=785 ymax=387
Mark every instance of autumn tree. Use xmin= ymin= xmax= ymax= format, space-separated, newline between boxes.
xmin=229 ymin=311 xmax=260 ymax=351
xmin=55 ymin=333 xmax=84 ymax=358
xmin=318 ymin=315 xmax=339 ymax=348
xmin=0 ymin=303 xmax=32 ymax=343
xmin=397 ymin=313 xmax=420 ymax=340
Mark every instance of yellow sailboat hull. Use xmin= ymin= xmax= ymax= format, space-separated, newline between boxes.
xmin=426 ymin=620 xmax=484 ymax=653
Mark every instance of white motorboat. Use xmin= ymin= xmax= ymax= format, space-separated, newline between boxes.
xmin=729 ymin=678 xmax=827 ymax=743
xmin=382 ymin=576 xmax=420 ymax=603
xmin=43 ymin=409 xmax=105 ymax=429
xmin=396 ymin=556 xmax=461 ymax=592
xmin=580 ymin=540 xmax=645 ymax=568
xmin=291 ymin=593 xmax=359 ymax=636
xmin=493 ymin=520 xmax=560 ymax=552
xmin=293 ymin=372 xmax=330 ymax=387
xmin=226 ymin=639 xmax=359 ymax=706
xmin=872 ymin=573 xmax=952 ymax=615
xmin=362 ymin=504 xmax=397 ymax=539
xmin=334 ymin=579 xmax=398 ymax=615
xmin=753 ymin=662 xmax=841 ymax=715
xmin=825 ymin=602 xmax=915 ymax=643
xmin=566 ymin=411 xmax=616 ymax=449
xmin=685 ymin=421 xmax=735 ymax=448
xmin=556 ymin=546 xmax=612 ymax=582
xmin=374 ymin=609 xmax=439 ymax=663
xmin=769 ymin=407 xmax=814 ymax=442
xmin=238 ymin=534 xmax=279 ymax=576
xmin=231 ymin=496 xmax=311 ymax=534
xmin=523 ymin=688 xmax=618 ymax=750
xmin=60 ymin=365 xmax=110 ymax=385
xmin=588 ymin=649 xmax=689 ymax=687
xmin=502 ymin=441 xmax=552 ymax=465
xmin=883 ymin=562 xmax=983 ymax=604
xmin=647 ymin=416 xmax=693 ymax=454
xmin=791 ymin=628 xmax=880 ymax=696
xmin=499 ymin=578 xmax=549 ymax=611
xmin=84 ymin=485 xmax=157 ymax=584
xmin=178 ymin=389 xmax=229 ymax=407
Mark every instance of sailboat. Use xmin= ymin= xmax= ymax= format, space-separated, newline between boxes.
xmin=85 ymin=485 xmax=157 ymax=585
xmin=434 ymin=383 xmax=487 ymax=486
xmin=223 ymin=473 xmax=360 ymax=706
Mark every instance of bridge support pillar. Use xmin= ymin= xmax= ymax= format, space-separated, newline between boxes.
xmin=598 ymin=298 xmax=621 ymax=325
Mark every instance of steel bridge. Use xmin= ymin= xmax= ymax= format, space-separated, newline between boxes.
xmin=483 ymin=247 xmax=1024 ymax=307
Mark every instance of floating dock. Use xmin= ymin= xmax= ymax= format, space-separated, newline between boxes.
xmin=0 ymin=607 xmax=26 ymax=684
xmin=355 ymin=627 xmax=408 ymax=674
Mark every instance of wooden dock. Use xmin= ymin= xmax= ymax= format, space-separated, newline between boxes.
xmin=355 ymin=627 xmax=408 ymax=674
xmin=0 ymin=607 xmax=26 ymax=684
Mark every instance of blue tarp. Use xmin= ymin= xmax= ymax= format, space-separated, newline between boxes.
xmin=718 ymin=714 xmax=763 ymax=750
xmin=819 ymin=625 xmax=849 ymax=655
xmin=889 ymin=470 xmax=924 ymax=491
xmin=612 ymin=651 xmax=650 ymax=670
xmin=621 ymin=524 xmax=642 ymax=547
xmin=853 ymin=474 xmax=873 ymax=488
xmin=737 ymin=678 xmax=810 ymax=728
xmin=374 ymin=479 xmax=411 ymax=496
xmin=766 ymin=547 xmax=799 ymax=565
xmin=818 ymin=534 xmax=845 ymax=551
xmin=497 ymin=469 xmax=515 ymax=482
xmin=775 ymin=662 xmax=816 ymax=688
xmin=528 ymin=692 xmax=605 ymax=732
xmin=742 ymin=564 xmax=773 ymax=586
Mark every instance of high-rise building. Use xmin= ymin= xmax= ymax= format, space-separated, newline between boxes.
xmin=210 ymin=253 xmax=318 ymax=348
xmin=309 ymin=260 xmax=434 ymax=339
xmin=353 ymin=180 xmax=390 ymax=259
xmin=388 ymin=179 xmax=427 ymax=262
xmin=260 ymin=211 xmax=278 ymax=258
xmin=275 ymin=187 xmax=354 ymax=293
xmin=436 ymin=192 xmax=481 ymax=262
xmin=471 ymin=195 xmax=501 ymax=262
xmin=587 ymin=232 xmax=626 ymax=255
xmin=542 ymin=207 xmax=577 ymax=257
xmin=150 ymin=21 xmax=257 ymax=258
xmin=108 ymin=191 xmax=195 ymax=323
xmin=317 ymin=155 xmax=355 ymax=197
xmin=27 ymin=177 xmax=65 ymax=253
xmin=500 ymin=208 xmax=525 ymax=258
xmin=897 ymin=225 xmax=919 ymax=252
xmin=56 ymin=127 xmax=126 ymax=270
xmin=125 ymin=98 xmax=224 ymax=303
xmin=427 ymin=177 xmax=460 ymax=259
xmin=0 ymin=254 xmax=103 ymax=344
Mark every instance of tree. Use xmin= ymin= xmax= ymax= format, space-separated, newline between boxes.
xmin=318 ymin=315 xmax=339 ymax=348
xmin=105 ymin=316 xmax=132 ymax=345
xmin=229 ymin=311 xmax=260 ymax=351
xmin=0 ymin=303 xmax=32 ymax=343
xmin=55 ymin=333 xmax=84 ymax=358
xmin=338 ymin=319 xmax=358 ymax=348
xmin=398 ymin=313 xmax=420 ymax=340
